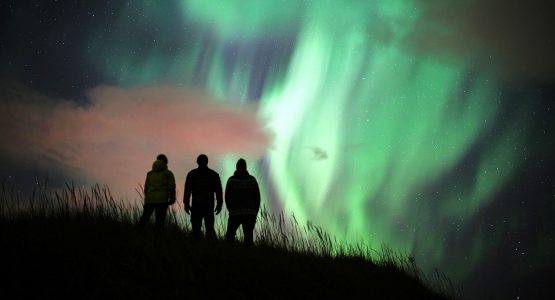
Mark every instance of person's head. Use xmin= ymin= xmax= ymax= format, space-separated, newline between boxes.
xmin=157 ymin=154 xmax=168 ymax=165
xmin=197 ymin=154 xmax=208 ymax=166
xmin=236 ymin=158 xmax=247 ymax=170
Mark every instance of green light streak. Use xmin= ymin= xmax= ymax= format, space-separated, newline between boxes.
xmin=181 ymin=0 xmax=302 ymax=38
xmin=88 ymin=0 xmax=530 ymax=283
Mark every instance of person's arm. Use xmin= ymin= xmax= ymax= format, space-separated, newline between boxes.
xmin=224 ymin=178 xmax=233 ymax=212
xmin=214 ymin=173 xmax=223 ymax=214
xmin=254 ymin=178 xmax=261 ymax=213
xmin=143 ymin=173 xmax=150 ymax=202
xmin=183 ymin=172 xmax=192 ymax=213
xmin=224 ymin=178 xmax=229 ymax=209
xmin=168 ymin=171 xmax=176 ymax=204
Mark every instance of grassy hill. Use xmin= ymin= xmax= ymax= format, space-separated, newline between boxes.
xmin=1 ymin=184 xmax=456 ymax=299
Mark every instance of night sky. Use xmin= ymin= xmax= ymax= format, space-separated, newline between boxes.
xmin=1 ymin=1 xmax=554 ymax=299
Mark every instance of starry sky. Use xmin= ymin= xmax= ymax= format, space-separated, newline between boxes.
xmin=1 ymin=1 xmax=554 ymax=299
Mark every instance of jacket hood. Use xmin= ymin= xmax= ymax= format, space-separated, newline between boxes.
xmin=152 ymin=159 xmax=168 ymax=171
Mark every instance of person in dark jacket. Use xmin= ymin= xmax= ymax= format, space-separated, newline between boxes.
xmin=138 ymin=154 xmax=176 ymax=230
xmin=184 ymin=154 xmax=223 ymax=240
xmin=224 ymin=158 xmax=261 ymax=246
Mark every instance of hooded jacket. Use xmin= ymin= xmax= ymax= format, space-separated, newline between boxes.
xmin=225 ymin=169 xmax=260 ymax=216
xmin=144 ymin=159 xmax=176 ymax=204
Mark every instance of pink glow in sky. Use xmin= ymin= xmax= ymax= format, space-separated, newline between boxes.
xmin=0 ymin=83 xmax=271 ymax=198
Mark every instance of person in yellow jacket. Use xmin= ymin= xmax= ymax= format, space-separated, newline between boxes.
xmin=138 ymin=154 xmax=176 ymax=230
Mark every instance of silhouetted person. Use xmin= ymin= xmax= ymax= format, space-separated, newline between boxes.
xmin=138 ymin=154 xmax=176 ymax=230
xmin=184 ymin=154 xmax=223 ymax=240
xmin=225 ymin=158 xmax=260 ymax=246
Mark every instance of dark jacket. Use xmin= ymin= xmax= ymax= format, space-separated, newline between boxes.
xmin=144 ymin=160 xmax=176 ymax=204
xmin=225 ymin=170 xmax=260 ymax=216
xmin=184 ymin=166 xmax=223 ymax=210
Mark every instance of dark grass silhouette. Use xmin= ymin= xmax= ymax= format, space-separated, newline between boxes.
xmin=0 ymin=182 xmax=460 ymax=299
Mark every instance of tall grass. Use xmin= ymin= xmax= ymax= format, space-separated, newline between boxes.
xmin=0 ymin=181 xmax=460 ymax=299
xmin=1 ymin=181 xmax=136 ymax=223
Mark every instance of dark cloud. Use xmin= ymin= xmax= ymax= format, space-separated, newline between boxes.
xmin=310 ymin=147 xmax=328 ymax=160
xmin=400 ymin=0 xmax=555 ymax=82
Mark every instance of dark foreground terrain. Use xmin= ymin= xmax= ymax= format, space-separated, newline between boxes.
xmin=1 ymin=217 xmax=452 ymax=300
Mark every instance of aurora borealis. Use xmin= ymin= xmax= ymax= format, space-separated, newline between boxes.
xmin=1 ymin=1 xmax=554 ymax=299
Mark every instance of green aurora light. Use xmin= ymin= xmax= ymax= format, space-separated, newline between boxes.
xmin=88 ymin=0 xmax=530 ymax=284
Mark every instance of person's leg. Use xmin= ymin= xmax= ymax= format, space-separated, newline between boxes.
xmin=204 ymin=208 xmax=216 ymax=239
xmin=138 ymin=203 xmax=155 ymax=230
xmin=154 ymin=204 xmax=168 ymax=229
xmin=242 ymin=214 xmax=257 ymax=246
xmin=191 ymin=208 xmax=203 ymax=240
xmin=225 ymin=215 xmax=241 ymax=243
